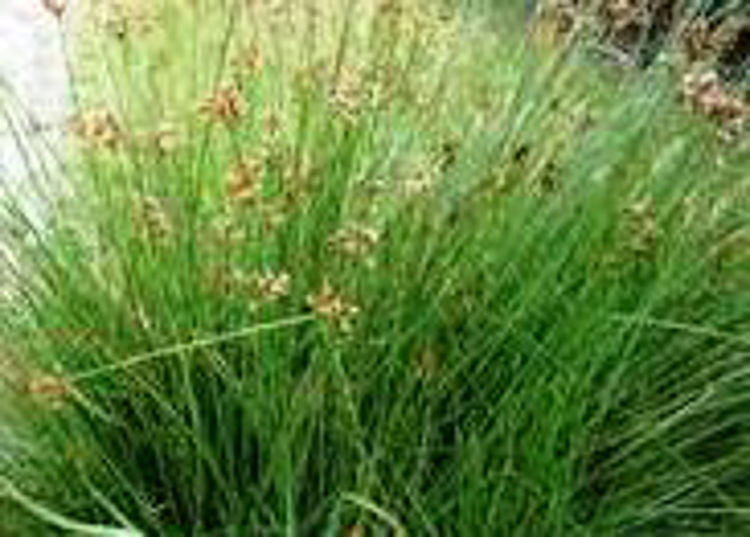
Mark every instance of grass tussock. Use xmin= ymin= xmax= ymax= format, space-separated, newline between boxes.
xmin=1 ymin=0 xmax=750 ymax=534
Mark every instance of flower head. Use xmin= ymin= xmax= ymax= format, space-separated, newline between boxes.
xmin=306 ymin=281 xmax=360 ymax=332
xmin=27 ymin=374 xmax=68 ymax=410
xmin=134 ymin=195 xmax=172 ymax=243
xmin=200 ymin=85 xmax=246 ymax=125
xmin=68 ymin=108 xmax=125 ymax=150
xmin=329 ymin=66 xmax=367 ymax=123
xmin=682 ymin=70 xmax=749 ymax=122
xmin=328 ymin=223 xmax=380 ymax=258
xmin=226 ymin=157 xmax=264 ymax=204
xmin=233 ymin=44 xmax=264 ymax=80
xmin=41 ymin=0 xmax=66 ymax=19
xmin=251 ymin=271 xmax=291 ymax=303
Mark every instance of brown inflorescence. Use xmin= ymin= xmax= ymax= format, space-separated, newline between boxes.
xmin=96 ymin=0 xmax=156 ymax=40
xmin=68 ymin=108 xmax=126 ymax=150
xmin=226 ymin=156 xmax=265 ymax=205
xmin=681 ymin=69 xmax=749 ymax=141
xmin=27 ymin=374 xmax=68 ymax=410
xmin=328 ymin=224 xmax=380 ymax=259
xmin=200 ymin=85 xmax=246 ymax=126
xmin=232 ymin=44 xmax=264 ymax=81
xmin=306 ymin=281 xmax=360 ymax=332
xmin=328 ymin=65 xmax=369 ymax=124
xmin=41 ymin=0 xmax=66 ymax=19
xmin=250 ymin=271 xmax=291 ymax=303
xmin=623 ymin=197 xmax=660 ymax=256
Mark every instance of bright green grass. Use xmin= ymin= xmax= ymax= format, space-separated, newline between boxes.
xmin=1 ymin=1 xmax=750 ymax=535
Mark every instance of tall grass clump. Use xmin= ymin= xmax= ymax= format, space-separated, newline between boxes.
xmin=2 ymin=0 xmax=750 ymax=534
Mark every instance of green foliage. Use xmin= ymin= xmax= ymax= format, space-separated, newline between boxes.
xmin=2 ymin=1 xmax=750 ymax=535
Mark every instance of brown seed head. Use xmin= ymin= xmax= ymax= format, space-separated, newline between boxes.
xmin=227 ymin=157 xmax=264 ymax=204
xmin=306 ymin=281 xmax=360 ymax=332
xmin=41 ymin=0 xmax=66 ymax=18
xmin=233 ymin=44 xmax=264 ymax=79
xmin=251 ymin=271 xmax=291 ymax=303
xmin=27 ymin=374 xmax=68 ymax=409
xmin=68 ymin=108 xmax=125 ymax=150
xmin=328 ymin=224 xmax=380 ymax=258
xmin=134 ymin=195 xmax=172 ymax=242
xmin=200 ymin=85 xmax=246 ymax=125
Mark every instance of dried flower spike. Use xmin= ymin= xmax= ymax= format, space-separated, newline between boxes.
xmin=233 ymin=44 xmax=264 ymax=79
xmin=624 ymin=198 xmax=659 ymax=255
xmin=99 ymin=2 xmax=155 ymax=40
xmin=27 ymin=374 xmax=68 ymax=410
xmin=134 ymin=195 xmax=172 ymax=242
xmin=329 ymin=224 xmax=380 ymax=258
xmin=68 ymin=108 xmax=125 ymax=150
xmin=681 ymin=69 xmax=749 ymax=137
xmin=41 ymin=0 xmax=66 ymax=19
xmin=226 ymin=157 xmax=264 ymax=204
xmin=251 ymin=271 xmax=291 ymax=303
xmin=200 ymin=85 xmax=246 ymax=125
xmin=306 ymin=281 xmax=360 ymax=332
xmin=329 ymin=66 xmax=367 ymax=122
xmin=403 ymin=159 xmax=438 ymax=198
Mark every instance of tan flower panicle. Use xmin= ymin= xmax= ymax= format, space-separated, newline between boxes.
xmin=207 ymin=214 xmax=247 ymax=250
xmin=250 ymin=271 xmax=291 ymax=303
xmin=200 ymin=85 xmax=246 ymax=125
xmin=329 ymin=66 xmax=367 ymax=123
xmin=306 ymin=281 xmax=360 ymax=332
xmin=258 ymin=201 xmax=288 ymax=232
xmin=226 ymin=157 xmax=264 ymax=204
xmin=682 ymin=70 xmax=748 ymax=122
xmin=376 ymin=0 xmax=405 ymax=19
xmin=233 ymin=44 xmax=264 ymax=80
xmin=679 ymin=16 xmax=748 ymax=65
xmin=68 ymin=108 xmax=125 ymax=150
xmin=681 ymin=69 xmax=749 ymax=141
xmin=27 ymin=374 xmax=68 ymax=410
xmin=403 ymin=158 xmax=438 ymax=198
xmin=134 ymin=195 xmax=172 ymax=243
xmin=605 ymin=0 xmax=644 ymax=32
xmin=624 ymin=198 xmax=659 ymax=255
xmin=41 ymin=0 xmax=66 ymax=19
xmin=328 ymin=223 xmax=380 ymax=258
xmin=98 ymin=1 xmax=156 ymax=40
xmin=679 ymin=18 xmax=715 ymax=63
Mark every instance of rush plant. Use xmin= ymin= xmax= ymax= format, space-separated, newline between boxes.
xmin=1 ymin=1 xmax=749 ymax=535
